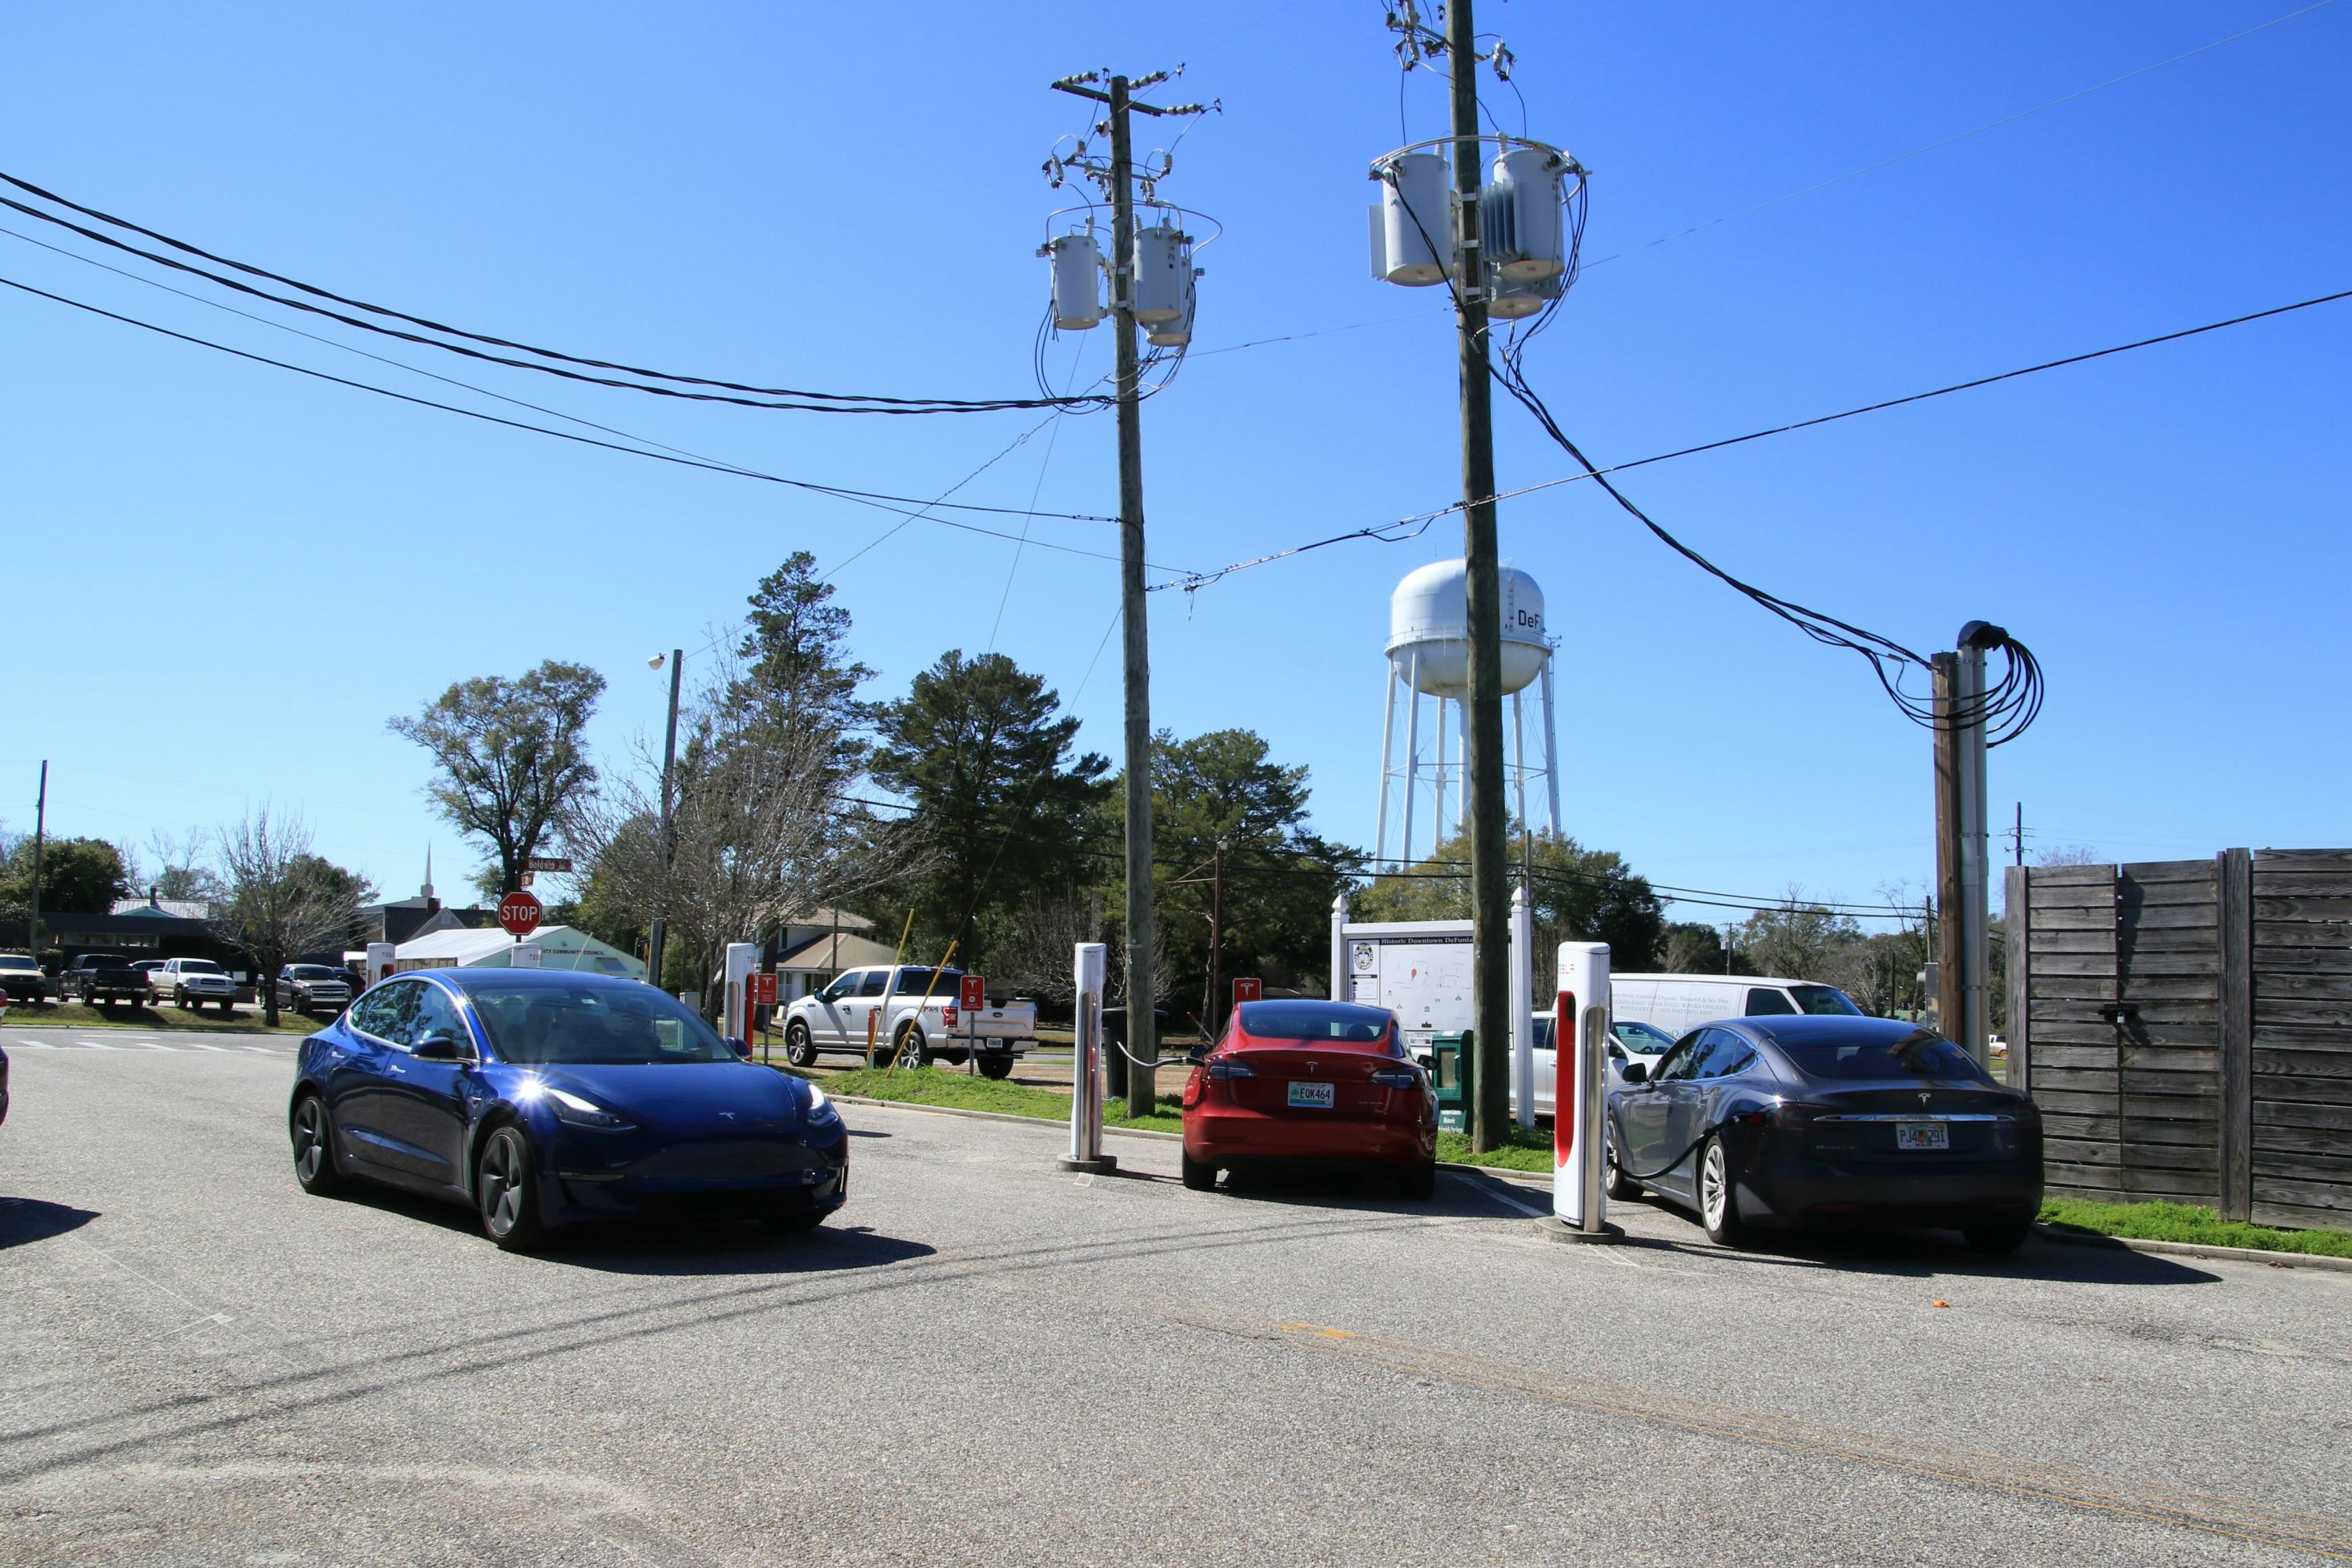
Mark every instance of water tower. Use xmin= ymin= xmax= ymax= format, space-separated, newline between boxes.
xmin=1375 ymin=559 xmax=1559 ymax=868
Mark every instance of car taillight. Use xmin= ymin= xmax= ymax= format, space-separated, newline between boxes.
xmin=944 ymin=1004 xmax=958 ymax=1029
xmin=1772 ymin=1101 xmax=1818 ymax=1129
xmin=1207 ymin=1061 xmax=1254 ymax=1081
xmin=1370 ymin=1069 xmax=1420 ymax=1089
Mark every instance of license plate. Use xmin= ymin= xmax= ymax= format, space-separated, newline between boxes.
xmin=1896 ymin=1121 xmax=1949 ymax=1151
xmin=1287 ymin=1081 xmax=1335 ymax=1109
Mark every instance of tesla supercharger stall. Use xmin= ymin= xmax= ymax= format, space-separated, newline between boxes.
xmin=723 ymin=942 xmax=758 ymax=1046
xmin=1553 ymin=941 xmax=1614 ymax=1238
xmin=1060 ymin=942 xmax=1116 ymax=1173
xmin=365 ymin=942 xmax=395 ymax=988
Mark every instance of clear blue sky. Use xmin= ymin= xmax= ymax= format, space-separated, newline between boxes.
xmin=3 ymin=1 xmax=2346 ymax=926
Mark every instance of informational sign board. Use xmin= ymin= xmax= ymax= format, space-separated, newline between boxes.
xmin=1344 ymin=929 xmax=1474 ymax=1057
xmin=751 ymin=972 xmax=778 ymax=1007
xmin=1232 ymin=976 xmax=1262 ymax=1008
xmin=497 ymin=890 xmax=544 ymax=938
xmin=959 ymin=973 xmax=986 ymax=1012
xmin=511 ymin=945 xmax=544 ymax=970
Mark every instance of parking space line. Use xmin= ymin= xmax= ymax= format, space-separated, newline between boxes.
xmin=76 ymin=1039 xmax=118 ymax=1049
xmin=241 ymin=1045 xmax=279 ymax=1054
xmin=1455 ymin=1173 xmax=1546 ymax=1218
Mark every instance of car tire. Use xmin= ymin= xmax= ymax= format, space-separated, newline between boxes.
xmin=1962 ymin=1221 xmax=2032 ymax=1257
xmin=761 ymin=1209 xmax=827 ymax=1235
xmin=1181 ymin=1150 xmax=1217 ymax=1191
xmin=1398 ymin=1158 xmax=1438 ymax=1202
xmin=1698 ymin=1135 xmax=1748 ymax=1248
xmin=977 ymin=1053 xmax=1014 ymax=1081
xmin=894 ymin=1025 xmax=929 ymax=1069
xmin=175 ymin=992 xmax=188 ymax=1009
xmin=291 ymin=1093 xmax=347 ymax=1196
xmin=1605 ymin=1132 xmax=1640 ymax=1201
xmin=476 ymin=1125 xmax=546 ymax=1251
xmin=783 ymin=1022 xmax=818 ymax=1068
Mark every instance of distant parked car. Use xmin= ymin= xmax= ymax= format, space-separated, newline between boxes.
xmin=1180 ymin=999 xmax=1438 ymax=1198
xmin=65 ymin=952 xmax=148 ymax=1009
xmin=0 ymin=952 xmax=54 ymax=1004
xmin=1606 ymin=1015 xmax=2042 ymax=1254
xmin=156 ymin=956 xmax=236 ymax=1012
xmin=1515 ymin=1013 xmax=1678 ymax=1117
xmin=1604 ymin=973 xmax=1864 ymax=1037
xmin=275 ymin=964 xmax=353 ymax=1017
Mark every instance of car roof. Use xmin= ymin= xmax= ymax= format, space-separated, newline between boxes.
xmin=429 ymin=967 xmax=655 ymax=997
xmin=1718 ymin=1015 xmax=1937 ymax=1048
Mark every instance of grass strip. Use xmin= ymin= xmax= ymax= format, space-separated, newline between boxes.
xmin=2 ymin=1001 xmax=319 ymax=1035
xmin=806 ymin=1065 xmax=1558 ymax=1172
xmin=2039 ymin=1197 xmax=2352 ymax=1258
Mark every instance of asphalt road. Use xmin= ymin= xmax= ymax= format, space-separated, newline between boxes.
xmin=5 ymin=1029 xmax=2351 ymax=1566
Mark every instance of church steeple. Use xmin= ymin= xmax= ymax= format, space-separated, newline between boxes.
xmin=422 ymin=845 xmax=435 ymax=902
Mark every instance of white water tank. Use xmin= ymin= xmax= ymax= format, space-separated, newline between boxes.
xmin=1386 ymin=559 xmax=1548 ymax=696
xmin=1046 ymin=234 xmax=1103 ymax=330
xmin=1371 ymin=152 xmax=1451 ymax=287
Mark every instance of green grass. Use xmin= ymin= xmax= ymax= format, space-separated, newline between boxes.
xmin=809 ymin=1066 xmax=1187 ymax=1135
xmin=4 ymin=1000 xmax=320 ymax=1035
xmin=1437 ymin=1124 xmax=1554 ymax=1173
xmin=2039 ymin=1197 xmax=2352 ymax=1258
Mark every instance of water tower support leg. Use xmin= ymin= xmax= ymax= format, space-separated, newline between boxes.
xmin=1375 ymin=663 xmax=1399 ymax=869
xmin=1434 ymin=695 xmax=1449 ymax=844
xmin=1540 ymin=660 xmax=1563 ymax=836
xmin=1402 ymin=650 xmax=1422 ymax=864
xmin=1512 ymin=692 xmax=1529 ymax=840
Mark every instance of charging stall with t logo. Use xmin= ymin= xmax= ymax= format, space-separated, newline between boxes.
xmin=1551 ymin=941 xmax=1619 ymax=1241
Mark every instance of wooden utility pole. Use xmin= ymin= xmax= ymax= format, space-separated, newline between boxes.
xmin=1933 ymin=653 xmax=1965 ymax=1041
xmin=1443 ymin=0 xmax=1512 ymax=1153
xmin=28 ymin=760 xmax=47 ymax=962
xmin=1206 ymin=838 xmax=1226 ymax=1035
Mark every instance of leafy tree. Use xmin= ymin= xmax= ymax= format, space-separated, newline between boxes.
xmin=0 ymin=836 xmax=132 ymax=921
xmin=388 ymin=660 xmax=605 ymax=896
xmin=1734 ymin=890 xmax=1865 ymax=981
xmin=1353 ymin=828 xmax=1666 ymax=974
xmin=1659 ymin=920 xmax=1735 ymax=975
xmin=734 ymin=551 xmax=871 ymax=739
xmin=869 ymin=651 xmax=1110 ymax=968
xmin=204 ymin=810 xmax=375 ymax=1028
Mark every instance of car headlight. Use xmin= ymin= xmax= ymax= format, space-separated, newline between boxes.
xmin=805 ymin=1085 xmax=838 ymax=1125
xmin=542 ymin=1085 xmax=635 ymax=1132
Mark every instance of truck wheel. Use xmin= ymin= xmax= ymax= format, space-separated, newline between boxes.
xmin=784 ymin=1022 xmax=817 ymax=1068
xmin=894 ymin=1025 xmax=929 ymax=1069
xmin=977 ymin=1054 xmax=1013 ymax=1081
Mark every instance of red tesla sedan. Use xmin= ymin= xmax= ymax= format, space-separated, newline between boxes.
xmin=1180 ymin=1000 xmax=1438 ymax=1198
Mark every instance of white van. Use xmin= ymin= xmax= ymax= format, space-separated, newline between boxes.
xmin=1605 ymin=973 xmax=1861 ymax=1037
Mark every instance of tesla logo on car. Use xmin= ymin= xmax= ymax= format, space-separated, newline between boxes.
xmin=1917 ymin=1093 xmax=1931 ymax=1106
xmin=719 ymin=1111 xmax=737 ymax=1121
xmin=1307 ymin=1061 xmax=1318 ymax=1075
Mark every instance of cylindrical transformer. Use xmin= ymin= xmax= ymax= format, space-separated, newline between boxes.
xmin=1487 ymin=267 xmax=1560 ymax=319
xmin=1489 ymin=149 xmax=1565 ymax=280
xmin=1047 ymin=234 xmax=1104 ymax=330
xmin=1145 ymin=270 xmax=1198 ymax=347
xmin=1131 ymin=224 xmax=1188 ymax=323
xmin=1378 ymin=152 xmax=1451 ymax=287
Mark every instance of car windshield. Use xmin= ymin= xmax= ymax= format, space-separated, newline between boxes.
xmin=287 ymin=965 xmax=342 ymax=980
xmin=1236 ymin=1002 xmax=1396 ymax=1046
xmin=1789 ymin=985 xmax=1862 ymax=1016
xmin=1613 ymin=1020 xmax=1674 ymax=1053
xmin=468 ymin=980 xmax=737 ymax=1065
xmin=179 ymin=960 xmax=223 ymax=975
xmin=0 ymin=956 xmax=36 ymax=972
xmin=1778 ymin=1029 xmax=1990 ymax=1083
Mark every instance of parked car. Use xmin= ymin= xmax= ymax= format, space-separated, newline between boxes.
xmin=276 ymin=964 xmax=353 ymax=1017
xmin=64 ymin=952 xmax=149 ymax=1009
xmin=1603 ymin=973 xmax=1863 ymax=1037
xmin=1518 ymin=1014 xmax=1677 ymax=1117
xmin=156 ymin=956 xmax=236 ymax=1012
xmin=1 ymin=1036 xmax=9 ymax=1125
xmin=0 ymin=952 xmax=54 ymax=1004
xmin=1179 ymin=999 xmax=1438 ymax=1198
xmin=287 ymin=968 xmax=847 ymax=1249
xmin=780 ymin=965 xmax=1037 ymax=1078
xmin=1604 ymin=1015 xmax=2042 ymax=1253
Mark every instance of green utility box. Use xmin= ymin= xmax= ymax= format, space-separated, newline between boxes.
xmin=1431 ymin=1029 xmax=1474 ymax=1133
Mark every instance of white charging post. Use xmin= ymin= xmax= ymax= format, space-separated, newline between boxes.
xmin=1060 ymin=942 xmax=1117 ymax=1173
xmin=722 ymin=942 xmax=758 ymax=1046
xmin=365 ymin=941 xmax=395 ymax=988
xmin=1551 ymin=941 xmax=1617 ymax=1241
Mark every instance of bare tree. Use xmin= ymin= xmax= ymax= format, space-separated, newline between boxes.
xmin=204 ymin=808 xmax=375 ymax=1028
xmin=145 ymin=827 xmax=225 ymax=904
xmin=569 ymin=645 xmax=920 ymax=1021
xmin=985 ymin=888 xmax=1102 ymax=1009
xmin=2034 ymin=844 xmax=2105 ymax=868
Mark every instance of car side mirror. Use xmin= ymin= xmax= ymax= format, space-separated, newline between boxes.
xmin=1620 ymin=1061 xmax=1648 ymax=1085
xmin=1186 ymin=1046 xmax=1207 ymax=1065
xmin=726 ymin=1037 xmax=753 ymax=1059
xmin=413 ymin=1033 xmax=472 ymax=1063
xmin=1607 ymin=1044 xmax=1626 ymax=1061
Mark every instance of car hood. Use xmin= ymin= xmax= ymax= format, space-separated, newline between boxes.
xmin=513 ymin=1061 xmax=824 ymax=1132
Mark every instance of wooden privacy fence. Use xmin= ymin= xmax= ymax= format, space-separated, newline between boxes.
xmin=2007 ymin=849 xmax=2352 ymax=1229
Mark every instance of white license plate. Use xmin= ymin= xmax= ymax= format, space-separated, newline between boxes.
xmin=1287 ymin=1081 xmax=1335 ymax=1109
xmin=1896 ymin=1121 xmax=1949 ymax=1151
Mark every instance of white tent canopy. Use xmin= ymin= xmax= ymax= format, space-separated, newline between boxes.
xmin=391 ymin=924 xmax=647 ymax=981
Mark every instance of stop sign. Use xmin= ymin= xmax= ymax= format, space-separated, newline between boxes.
xmin=497 ymin=888 xmax=544 ymax=938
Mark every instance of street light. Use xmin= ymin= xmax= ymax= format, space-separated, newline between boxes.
xmin=648 ymin=648 xmax=683 ymax=988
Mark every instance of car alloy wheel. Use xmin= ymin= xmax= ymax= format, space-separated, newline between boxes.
xmin=896 ymin=1026 xmax=927 ymax=1069
xmin=784 ymin=1022 xmax=817 ymax=1068
xmin=1699 ymin=1136 xmax=1746 ymax=1248
xmin=476 ymin=1125 xmax=544 ymax=1250
xmin=291 ymin=1095 xmax=345 ymax=1195
xmin=1605 ymin=1133 xmax=1640 ymax=1202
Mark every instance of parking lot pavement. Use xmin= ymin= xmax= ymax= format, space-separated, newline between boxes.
xmin=4 ymin=1048 xmax=2350 ymax=1565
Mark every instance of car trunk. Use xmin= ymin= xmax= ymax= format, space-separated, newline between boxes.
xmin=1220 ymin=1046 xmax=1411 ymax=1121
xmin=1797 ymin=1081 xmax=2029 ymax=1161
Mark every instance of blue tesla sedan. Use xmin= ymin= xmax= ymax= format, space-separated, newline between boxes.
xmin=287 ymin=968 xmax=846 ymax=1249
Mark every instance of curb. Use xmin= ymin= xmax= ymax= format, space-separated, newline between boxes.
xmin=2033 ymin=1224 xmax=2352 ymax=1275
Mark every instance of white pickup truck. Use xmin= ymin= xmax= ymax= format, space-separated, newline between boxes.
xmin=780 ymin=964 xmax=1036 ymax=1079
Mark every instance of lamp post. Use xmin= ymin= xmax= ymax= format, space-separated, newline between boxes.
xmin=647 ymin=649 xmax=683 ymax=989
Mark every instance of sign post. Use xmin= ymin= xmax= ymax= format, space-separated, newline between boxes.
xmin=1550 ymin=941 xmax=1618 ymax=1242
xmin=1060 ymin=944 xmax=1116 ymax=1173
xmin=959 ymin=974 xmax=986 ymax=1075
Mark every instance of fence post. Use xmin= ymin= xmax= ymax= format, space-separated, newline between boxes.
xmin=2005 ymin=864 xmax=2031 ymax=1093
xmin=2217 ymin=847 xmax=2254 ymax=1221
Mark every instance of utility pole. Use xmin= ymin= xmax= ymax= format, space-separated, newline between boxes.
xmin=1933 ymin=624 xmax=1999 ymax=1061
xmin=647 ymin=648 xmax=683 ymax=989
xmin=1050 ymin=69 xmax=1206 ymax=1117
xmin=1206 ymin=837 xmax=1226 ymax=1035
xmin=28 ymin=760 xmax=47 ymax=964
xmin=2011 ymin=801 xmax=2025 ymax=867
xmin=1438 ymin=0 xmax=1513 ymax=1155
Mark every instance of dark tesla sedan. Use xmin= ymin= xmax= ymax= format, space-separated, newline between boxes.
xmin=1605 ymin=1015 xmax=2041 ymax=1253
xmin=287 ymin=968 xmax=846 ymax=1249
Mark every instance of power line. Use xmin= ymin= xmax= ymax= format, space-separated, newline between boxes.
xmin=0 ymin=169 xmax=1111 ymax=415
